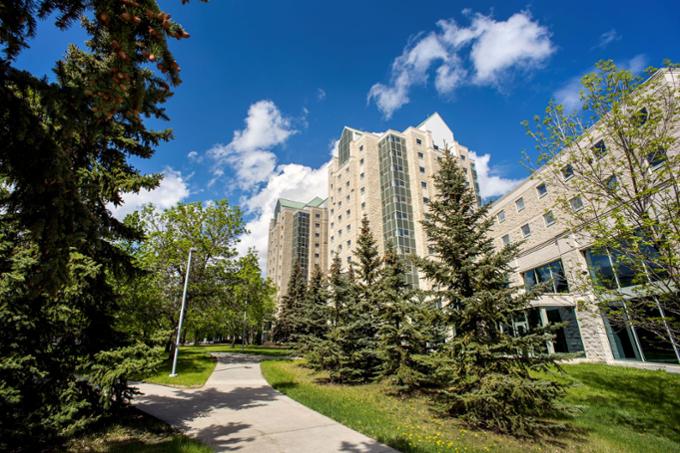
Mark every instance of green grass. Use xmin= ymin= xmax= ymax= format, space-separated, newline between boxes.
xmin=261 ymin=360 xmax=680 ymax=453
xmin=66 ymin=407 xmax=211 ymax=453
xmin=144 ymin=344 xmax=292 ymax=387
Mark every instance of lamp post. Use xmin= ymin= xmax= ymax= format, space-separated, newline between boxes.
xmin=170 ymin=247 xmax=196 ymax=377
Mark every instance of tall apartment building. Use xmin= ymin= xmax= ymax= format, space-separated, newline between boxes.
xmin=488 ymin=68 xmax=680 ymax=365
xmin=266 ymin=197 xmax=328 ymax=301
xmin=327 ymin=113 xmax=481 ymax=287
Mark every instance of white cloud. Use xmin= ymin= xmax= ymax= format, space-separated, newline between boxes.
xmin=187 ymin=150 xmax=202 ymax=162
xmin=595 ymin=29 xmax=621 ymax=49
xmin=208 ymin=100 xmax=296 ymax=190
xmin=238 ymin=162 xmax=329 ymax=270
xmin=108 ymin=168 xmax=190 ymax=220
xmin=554 ymin=76 xmax=583 ymax=113
xmin=317 ymin=88 xmax=327 ymax=101
xmin=470 ymin=152 xmax=522 ymax=199
xmin=368 ymin=11 xmax=554 ymax=118
xmin=621 ymin=53 xmax=647 ymax=74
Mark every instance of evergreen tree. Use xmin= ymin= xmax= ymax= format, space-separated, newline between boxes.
xmin=273 ymin=259 xmax=306 ymax=343
xmin=1 ymin=1 xmax=203 ymax=448
xmin=327 ymin=217 xmax=382 ymax=384
xmin=377 ymin=242 xmax=434 ymax=392
xmin=416 ymin=150 xmax=565 ymax=436
xmin=295 ymin=265 xmax=330 ymax=352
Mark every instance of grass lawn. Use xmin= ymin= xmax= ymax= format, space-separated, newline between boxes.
xmin=261 ymin=360 xmax=680 ymax=453
xmin=144 ymin=344 xmax=292 ymax=387
xmin=66 ymin=407 xmax=210 ymax=453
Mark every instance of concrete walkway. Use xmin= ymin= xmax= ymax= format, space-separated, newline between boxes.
xmin=133 ymin=353 xmax=397 ymax=452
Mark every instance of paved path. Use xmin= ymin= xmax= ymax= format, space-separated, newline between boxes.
xmin=133 ymin=353 xmax=397 ymax=452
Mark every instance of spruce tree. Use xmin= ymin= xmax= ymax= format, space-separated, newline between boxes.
xmin=377 ymin=242 xmax=434 ymax=392
xmin=273 ymin=259 xmax=306 ymax=343
xmin=327 ymin=217 xmax=382 ymax=383
xmin=295 ymin=265 xmax=330 ymax=352
xmin=1 ymin=1 xmax=203 ymax=448
xmin=416 ymin=150 xmax=565 ymax=436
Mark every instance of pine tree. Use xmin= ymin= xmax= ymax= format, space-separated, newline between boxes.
xmin=416 ymin=150 xmax=565 ymax=436
xmin=1 ymin=1 xmax=203 ymax=448
xmin=377 ymin=242 xmax=435 ymax=392
xmin=326 ymin=217 xmax=382 ymax=383
xmin=295 ymin=265 xmax=330 ymax=352
xmin=273 ymin=259 xmax=306 ymax=343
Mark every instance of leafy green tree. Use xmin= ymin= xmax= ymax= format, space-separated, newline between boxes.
xmin=273 ymin=259 xmax=307 ymax=343
xmin=524 ymin=61 xmax=680 ymax=358
xmin=0 ymin=1 xmax=203 ymax=448
xmin=127 ymin=200 xmax=246 ymax=350
xmin=377 ymin=242 xmax=434 ymax=391
xmin=416 ymin=150 xmax=564 ymax=436
xmin=234 ymin=250 xmax=276 ymax=345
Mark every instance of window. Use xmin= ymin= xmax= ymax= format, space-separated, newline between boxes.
xmin=646 ymin=148 xmax=667 ymax=168
xmin=315 ymin=243 xmax=320 ymax=248
xmin=360 ymin=172 xmax=365 ymax=179
xmin=460 ymin=155 xmax=466 ymax=160
xmin=346 ymin=224 xmax=351 ymax=231
xmin=606 ymin=175 xmax=618 ymax=191
xmin=515 ymin=197 xmax=525 ymax=212
xmin=521 ymin=223 xmax=531 ymax=238
xmin=543 ymin=211 xmax=556 ymax=227
xmin=433 ymin=144 xmax=439 ymax=150
xmin=361 ymin=201 xmax=366 ymax=209
xmin=315 ymin=232 xmax=320 ymax=238
xmin=569 ymin=196 xmax=584 ymax=212
xmin=421 ymin=181 xmax=427 ymax=188
xmin=314 ymin=253 xmax=320 ymax=258
xmin=360 ymin=158 xmax=364 ymax=165
xmin=346 ymin=181 xmax=350 ymax=187
xmin=634 ymin=107 xmax=649 ymax=126
xmin=423 ymin=197 xmax=430 ymax=204
xmin=338 ymin=215 xmax=342 ymax=221
xmin=347 ymin=240 xmax=351 ymax=247
xmin=419 ymin=166 xmax=426 ymax=174
xmin=522 ymin=259 xmax=569 ymax=293
xmin=501 ymin=234 xmax=511 ymax=246
xmin=416 ymin=138 xmax=422 ymax=145
xmin=418 ymin=152 xmax=424 ymax=159
xmin=315 ymin=222 xmax=320 ymax=228
xmin=330 ymin=222 xmax=334 ymax=228
xmin=562 ymin=164 xmax=574 ymax=181
xmin=497 ymin=210 xmax=506 ymax=223
xmin=360 ymin=187 xmax=365 ymax=194
xmin=536 ymin=183 xmax=548 ymax=198
xmin=346 ymin=209 xmax=350 ymax=216
xmin=592 ymin=140 xmax=607 ymax=159
xmin=359 ymin=145 xmax=364 ymax=151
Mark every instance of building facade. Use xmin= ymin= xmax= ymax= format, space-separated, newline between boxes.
xmin=266 ymin=197 xmax=328 ymax=301
xmin=327 ymin=113 xmax=481 ymax=287
xmin=487 ymin=68 xmax=680 ymax=364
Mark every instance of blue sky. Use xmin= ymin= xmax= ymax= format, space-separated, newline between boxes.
xmin=15 ymin=0 xmax=680 ymax=263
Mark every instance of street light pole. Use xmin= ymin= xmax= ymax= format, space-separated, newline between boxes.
xmin=170 ymin=247 xmax=196 ymax=377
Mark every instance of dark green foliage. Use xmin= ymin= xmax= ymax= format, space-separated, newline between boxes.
xmin=377 ymin=242 xmax=438 ymax=392
xmin=324 ymin=218 xmax=382 ymax=384
xmin=416 ymin=150 xmax=565 ymax=436
xmin=294 ymin=265 xmax=330 ymax=352
xmin=273 ymin=259 xmax=307 ymax=343
xmin=0 ymin=1 xmax=204 ymax=449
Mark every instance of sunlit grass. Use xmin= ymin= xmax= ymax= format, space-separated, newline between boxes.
xmin=261 ymin=360 xmax=680 ymax=452
xmin=144 ymin=344 xmax=292 ymax=387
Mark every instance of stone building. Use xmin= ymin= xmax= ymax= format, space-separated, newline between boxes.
xmin=266 ymin=197 xmax=328 ymax=302
xmin=488 ymin=68 xmax=680 ymax=364
xmin=327 ymin=113 xmax=481 ymax=287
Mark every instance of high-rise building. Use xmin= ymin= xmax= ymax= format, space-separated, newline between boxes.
xmin=327 ymin=113 xmax=481 ymax=287
xmin=266 ymin=197 xmax=328 ymax=301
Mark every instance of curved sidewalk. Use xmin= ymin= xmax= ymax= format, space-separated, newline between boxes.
xmin=133 ymin=353 xmax=396 ymax=452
